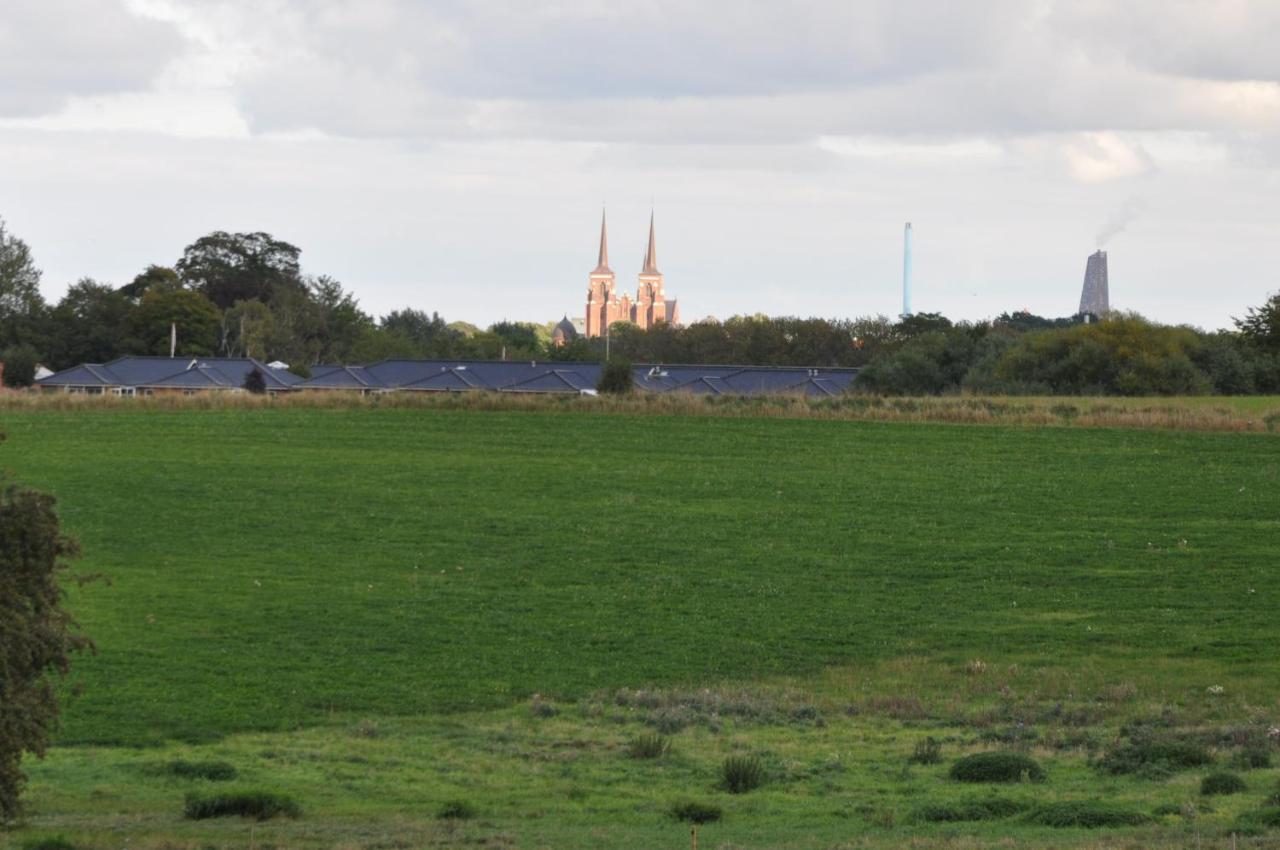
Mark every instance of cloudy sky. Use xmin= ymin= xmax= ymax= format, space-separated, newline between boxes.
xmin=2 ymin=0 xmax=1278 ymax=329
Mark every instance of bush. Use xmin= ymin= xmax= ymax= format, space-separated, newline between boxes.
xmin=1096 ymin=736 xmax=1213 ymax=776
xmin=908 ymin=736 xmax=942 ymax=765
xmin=1028 ymin=801 xmax=1151 ymax=828
xmin=1201 ymin=771 xmax=1247 ymax=796
xmin=183 ymin=790 xmax=301 ymax=821
xmin=1232 ymin=747 xmax=1272 ymax=770
xmin=720 ymin=755 xmax=765 ymax=794
xmin=914 ymin=798 xmax=1026 ymax=822
xmin=243 ymin=367 xmax=267 ymax=394
xmin=627 ymin=733 xmax=671 ymax=759
xmin=20 ymin=838 xmax=76 ymax=850
xmin=157 ymin=759 xmax=237 ymax=781
xmin=596 ymin=359 xmax=633 ymax=395
xmin=437 ymin=799 xmax=476 ymax=820
xmin=949 ymin=752 xmax=1045 ymax=784
xmin=669 ymin=799 xmax=722 ymax=824
xmin=1245 ymin=807 xmax=1280 ymax=828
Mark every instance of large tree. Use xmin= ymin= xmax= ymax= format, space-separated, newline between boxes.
xmin=175 ymin=231 xmax=302 ymax=310
xmin=47 ymin=279 xmax=132 ymax=368
xmin=127 ymin=289 xmax=222 ymax=356
xmin=0 ymin=218 xmax=47 ymax=348
xmin=0 ymin=473 xmax=92 ymax=823
xmin=1235 ymin=292 xmax=1280 ymax=354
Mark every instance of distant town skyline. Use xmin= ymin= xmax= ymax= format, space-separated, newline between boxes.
xmin=4 ymin=1 xmax=1280 ymax=331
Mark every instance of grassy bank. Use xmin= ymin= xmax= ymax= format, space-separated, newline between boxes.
xmin=0 ymin=406 xmax=1277 ymax=847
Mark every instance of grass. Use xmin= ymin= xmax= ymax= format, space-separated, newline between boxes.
xmin=0 ymin=404 xmax=1277 ymax=847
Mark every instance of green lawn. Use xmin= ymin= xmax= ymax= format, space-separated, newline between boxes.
xmin=1 ymin=407 xmax=1278 ymax=847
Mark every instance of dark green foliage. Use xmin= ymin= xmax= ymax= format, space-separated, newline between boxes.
xmin=243 ymin=367 xmax=267 ymax=395
xmin=1 ymin=343 xmax=41 ymax=387
xmin=0 ymin=481 xmax=90 ymax=823
xmin=176 ymin=231 xmax=303 ymax=310
xmin=949 ymin=752 xmax=1045 ymax=784
xmin=914 ymin=798 xmax=1027 ymax=822
xmin=1231 ymin=747 xmax=1272 ymax=770
xmin=1096 ymin=735 xmax=1213 ymax=776
xmin=908 ymin=736 xmax=942 ymax=765
xmin=596 ymin=359 xmax=633 ymax=394
xmin=436 ymin=799 xmax=476 ymax=820
xmin=720 ymin=755 xmax=765 ymax=793
xmin=1027 ymin=801 xmax=1151 ymax=828
xmin=627 ymin=733 xmax=671 ymax=759
xmin=1247 ymin=807 xmax=1280 ymax=828
xmin=183 ymin=790 xmax=300 ymax=820
xmin=1201 ymin=771 xmax=1246 ymax=796
xmin=156 ymin=759 xmax=237 ymax=781
xmin=20 ymin=838 xmax=76 ymax=850
xmin=1235 ymin=292 xmax=1280 ymax=354
xmin=669 ymin=799 xmax=722 ymax=824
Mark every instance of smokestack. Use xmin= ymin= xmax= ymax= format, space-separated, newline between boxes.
xmin=901 ymin=222 xmax=913 ymax=317
xmin=170 ymin=322 xmax=177 ymax=358
xmin=1078 ymin=250 xmax=1110 ymax=318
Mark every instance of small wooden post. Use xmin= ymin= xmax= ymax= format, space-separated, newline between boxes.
xmin=690 ymin=824 xmax=698 ymax=850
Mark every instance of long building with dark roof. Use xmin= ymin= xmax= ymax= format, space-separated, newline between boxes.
xmin=37 ymin=356 xmax=857 ymax=398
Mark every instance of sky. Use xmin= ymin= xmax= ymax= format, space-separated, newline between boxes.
xmin=2 ymin=0 xmax=1278 ymax=330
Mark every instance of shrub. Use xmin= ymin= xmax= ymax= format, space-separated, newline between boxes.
xmin=1028 ymin=801 xmax=1151 ymax=828
xmin=596 ymin=359 xmax=633 ymax=395
xmin=720 ymin=755 xmax=765 ymax=793
xmin=914 ymin=798 xmax=1026 ymax=822
xmin=908 ymin=736 xmax=942 ymax=765
xmin=158 ymin=759 xmax=237 ymax=781
xmin=1246 ymin=807 xmax=1280 ymax=828
xmin=669 ymin=799 xmax=722 ymax=824
xmin=1232 ymin=747 xmax=1272 ymax=770
xmin=1201 ymin=772 xmax=1247 ymax=796
xmin=437 ymin=799 xmax=476 ymax=820
xmin=627 ymin=733 xmax=671 ymax=759
xmin=1096 ymin=736 xmax=1213 ymax=776
xmin=949 ymin=752 xmax=1044 ymax=784
xmin=183 ymin=790 xmax=300 ymax=821
xmin=20 ymin=838 xmax=76 ymax=850
xmin=243 ymin=367 xmax=267 ymax=394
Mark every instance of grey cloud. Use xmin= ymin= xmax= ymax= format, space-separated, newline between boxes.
xmin=0 ymin=0 xmax=184 ymax=116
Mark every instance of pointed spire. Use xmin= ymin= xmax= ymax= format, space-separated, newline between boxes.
xmin=641 ymin=209 xmax=660 ymax=275
xmin=592 ymin=208 xmax=612 ymax=275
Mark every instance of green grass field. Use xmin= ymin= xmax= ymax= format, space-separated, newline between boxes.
xmin=1 ymin=406 xmax=1278 ymax=848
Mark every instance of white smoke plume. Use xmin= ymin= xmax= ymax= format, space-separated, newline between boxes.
xmin=1096 ymin=197 xmax=1145 ymax=248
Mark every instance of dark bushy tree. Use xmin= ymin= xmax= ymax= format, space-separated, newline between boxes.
xmin=176 ymin=231 xmax=302 ymax=310
xmin=1235 ymin=292 xmax=1280 ymax=354
xmin=243 ymin=367 xmax=267 ymax=394
xmin=597 ymin=359 xmax=634 ymax=394
xmin=128 ymin=289 xmax=222 ymax=356
xmin=0 ymin=218 xmax=47 ymax=349
xmin=0 ymin=473 xmax=92 ymax=823
xmin=0 ymin=344 xmax=41 ymax=388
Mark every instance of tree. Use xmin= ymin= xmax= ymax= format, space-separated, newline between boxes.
xmin=0 ymin=344 xmax=41 ymax=388
xmin=0 ymin=473 xmax=93 ymax=822
xmin=47 ymin=279 xmax=132 ymax=368
xmin=176 ymin=231 xmax=302 ymax=310
xmin=243 ymin=367 xmax=267 ymax=395
xmin=128 ymin=289 xmax=222 ymax=356
xmin=597 ymin=359 xmax=634 ymax=394
xmin=117 ymin=265 xmax=182 ymax=300
xmin=1235 ymin=292 xmax=1280 ymax=354
xmin=0 ymin=218 xmax=47 ymax=348
xmin=309 ymin=276 xmax=373 ymax=363
xmin=220 ymin=299 xmax=275 ymax=359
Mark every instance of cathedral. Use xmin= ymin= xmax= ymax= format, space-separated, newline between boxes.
xmin=577 ymin=211 xmax=679 ymax=339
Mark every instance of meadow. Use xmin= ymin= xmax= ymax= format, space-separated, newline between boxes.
xmin=1 ymin=401 xmax=1278 ymax=848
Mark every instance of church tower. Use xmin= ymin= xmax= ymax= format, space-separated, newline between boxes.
xmin=633 ymin=211 xmax=667 ymax=329
xmin=584 ymin=210 xmax=621 ymax=338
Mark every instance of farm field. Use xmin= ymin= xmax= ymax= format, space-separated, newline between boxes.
xmin=1 ymin=405 xmax=1279 ymax=848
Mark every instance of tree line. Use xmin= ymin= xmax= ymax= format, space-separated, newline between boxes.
xmin=1 ymin=217 xmax=1278 ymax=395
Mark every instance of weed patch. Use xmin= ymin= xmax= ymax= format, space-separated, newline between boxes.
xmin=669 ymin=800 xmax=723 ymax=824
xmin=720 ymin=755 xmax=765 ymax=793
xmin=183 ymin=790 xmax=301 ymax=821
xmin=151 ymin=759 xmax=237 ymax=781
xmin=1201 ymin=772 xmax=1246 ymax=796
xmin=1027 ymin=801 xmax=1150 ymax=828
xmin=626 ymin=733 xmax=671 ymax=759
xmin=1096 ymin=734 xmax=1213 ymax=776
xmin=914 ymin=798 xmax=1027 ymax=822
xmin=907 ymin=736 xmax=942 ymax=765
xmin=437 ymin=799 xmax=477 ymax=820
xmin=950 ymin=752 xmax=1045 ymax=783
xmin=20 ymin=838 xmax=77 ymax=850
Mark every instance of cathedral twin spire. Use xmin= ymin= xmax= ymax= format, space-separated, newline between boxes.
xmin=583 ymin=208 xmax=676 ymax=338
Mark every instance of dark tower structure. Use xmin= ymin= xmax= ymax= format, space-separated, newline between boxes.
xmin=1078 ymin=250 xmax=1109 ymax=318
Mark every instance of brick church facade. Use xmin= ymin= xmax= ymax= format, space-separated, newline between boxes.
xmin=583 ymin=211 xmax=679 ymax=338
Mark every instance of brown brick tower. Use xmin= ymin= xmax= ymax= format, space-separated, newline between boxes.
xmin=584 ymin=210 xmax=623 ymax=338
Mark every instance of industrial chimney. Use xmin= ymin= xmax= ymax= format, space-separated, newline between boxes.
xmin=902 ymin=222 xmax=913 ymax=317
xmin=1078 ymin=250 xmax=1109 ymax=318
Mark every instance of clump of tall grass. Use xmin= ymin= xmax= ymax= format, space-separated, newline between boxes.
xmin=152 ymin=759 xmax=237 ymax=781
xmin=1027 ymin=801 xmax=1150 ymax=828
xmin=437 ymin=799 xmax=477 ymax=820
xmin=914 ymin=797 xmax=1027 ymax=822
xmin=669 ymin=799 xmax=722 ymax=824
xmin=1201 ymin=771 xmax=1247 ymax=796
xmin=183 ymin=790 xmax=300 ymax=820
xmin=626 ymin=733 xmax=671 ymax=759
xmin=907 ymin=736 xmax=942 ymax=765
xmin=949 ymin=752 xmax=1045 ymax=783
xmin=719 ymin=755 xmax=765 ymax=793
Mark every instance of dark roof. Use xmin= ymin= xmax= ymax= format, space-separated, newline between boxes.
xmin=36 ymin=356 xmax=296 ymax=390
